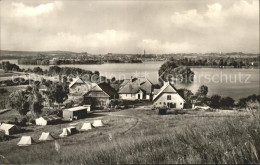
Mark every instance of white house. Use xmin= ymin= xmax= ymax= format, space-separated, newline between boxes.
xmin=118 ymin=77 xmax=154 ymax=100
xmin=153 ymin=82 xmax=185 ymax=109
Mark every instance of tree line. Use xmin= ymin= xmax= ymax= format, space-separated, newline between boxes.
xmin=181 ymin=85 xmax=260 ymax=110
xmin=171 ymin=57 xmax=259 ymax=68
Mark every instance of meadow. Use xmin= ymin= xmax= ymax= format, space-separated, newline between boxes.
xmin=0 ymin=108 xmax=259 ymax=164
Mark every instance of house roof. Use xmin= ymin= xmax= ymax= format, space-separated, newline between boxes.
xmin=153 ymin=82 xmax=185 ymax=102
xmin=84 ymin=84 xmax=110 ymax=98
xmin=110 ymin=79 xmax=127 ymax=91
xmin=64 ymin=106 xmax=89 ymax=112
xmin=98 ymin=82 xmax=117 ymax=97
xmin=153 ymin=89 xmax=160 ymax=95
xmin=69 ymin=77 xmax=87 ymax=88
xmin=118 ymin=77 xmax=153 ymax=94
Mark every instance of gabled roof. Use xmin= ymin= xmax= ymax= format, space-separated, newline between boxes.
xmin=98 ymin=82 xmax=117 ymax=97
xmin=118 ymin=83 xmax=141 ymax=94
xmin=118 ymin=77 xmax=153 ymax=94
xmin=120 ymin=79 xmax=130 ymax=88
xmin=84 ymin=84 xmax=110 ymax=98
xmin=69 ymin=77 xmax=86 ymax=88
xmin=153 ymin=89 xmax=160 ymax=95
xmin=153 ymin=82 xmax=185 ymax=102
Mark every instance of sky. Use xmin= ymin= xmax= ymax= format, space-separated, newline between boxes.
xmin=0 ymin=0 xmax=259 ymax=54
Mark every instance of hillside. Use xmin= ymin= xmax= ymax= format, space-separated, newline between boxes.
xmin=0 ymin=50 xmax=81 ymax=58
xmin=0 ymin=108 xmax=258 ymax=164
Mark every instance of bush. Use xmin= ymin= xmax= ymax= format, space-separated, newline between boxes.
xmin=18 ymin=118 xmax=27 ymax=126
xmin=29 ymin=118 xmax=35 ymax=124
xmin=158 ymin=108 xmax=167 ymax=115
xmin=0 ymin=88 xmax=8 ymax=94
xmin=0 ymin=131 xmax=9 ymax=142
xmin=7 ymin=117 xmax=19 ymax=125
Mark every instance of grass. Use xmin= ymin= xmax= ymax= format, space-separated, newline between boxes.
xmin=0 ymin=108 xmax=259 ymax=164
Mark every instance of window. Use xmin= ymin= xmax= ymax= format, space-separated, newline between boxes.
xmin=159 ymin=102 xmax=161 ymax=104
xmin=167 ymin=95 xmax=171 ymax=100
xmin=180 ymin=103 xmax=182 ymax=105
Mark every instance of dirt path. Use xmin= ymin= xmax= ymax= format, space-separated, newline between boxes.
xmin=106 ymin=113 xmax=142 ymax=134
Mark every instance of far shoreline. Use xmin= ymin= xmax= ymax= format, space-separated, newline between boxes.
xmin=0 ymin=59 xmax=258 ymax=69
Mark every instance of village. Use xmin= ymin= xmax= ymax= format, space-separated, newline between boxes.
xmin=0 ymin=60 xmax=259 ymax=164
xmin=0 ymin=0 xmax=259 ymax=163
xmin=0 ymin=73 xmax=189 ymax=138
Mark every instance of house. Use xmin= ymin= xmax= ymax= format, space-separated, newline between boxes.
xmin=35 ymin=115 xmax=62 ymax=126
xmin=69 ymin=77 xmax=93 ymax=95
xmin=153 ymin=82 xmax=185 ymax=109
xmin=62 ymin=106 xmax=90 ymax=120
xmin=68 ymin=77 xmax=96 ymax=103
xmin=84 ymin=84 xmax=110 ymax=109
xmin=0 ymin=123 xmax=20 ymax=135
xmin=118 ymin=77 xmax=154 ymax=100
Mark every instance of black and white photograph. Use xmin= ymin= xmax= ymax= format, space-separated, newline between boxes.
xmin=0 ymin=0 xmax=259 ymax=164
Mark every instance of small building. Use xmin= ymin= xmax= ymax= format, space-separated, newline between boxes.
xmin=84 ymin=85 xmax=110 ymax=109
xmin=0 ymin=123 xmax=20 ymax=135
xmin=153 ymin=82 xmax=185 ymax=109
xmin=35 ymin=115 xmax=62 ymax=126
xmin=62 ymin=106 xmax=90 ymax=120
xmin=118 ymin=77 xmax=154 ymax=100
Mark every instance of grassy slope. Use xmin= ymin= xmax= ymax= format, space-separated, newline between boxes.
xmin=0 ymin=109 xmax=259 ymax=164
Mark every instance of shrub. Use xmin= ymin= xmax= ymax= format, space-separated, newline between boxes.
xmin=18 ymin=118 xmax=27 ymax=126
xmin=29 ymin=118 xmax=35 ymax=124
xmin=0 ymin=88 xmax=8 ymax=94
xmin=0 ymin=131 xmax=9 ymax=142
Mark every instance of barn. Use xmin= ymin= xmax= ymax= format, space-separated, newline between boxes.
xmin=62 ymin=106 xmax=90 ymax=120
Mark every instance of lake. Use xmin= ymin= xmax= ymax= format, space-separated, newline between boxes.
xmin=1 ymin=59 xmax=259 ymax=100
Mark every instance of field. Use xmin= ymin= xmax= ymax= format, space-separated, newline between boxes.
xmin=0 ymin=107 xmax=259 ymax=164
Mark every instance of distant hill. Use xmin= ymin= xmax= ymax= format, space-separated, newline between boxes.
xmin=0 ymin=50 xmax=80 ymax=57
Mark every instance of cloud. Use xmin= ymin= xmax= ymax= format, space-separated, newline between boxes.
xmin=166 ymin=0 xmax=259 ymax=53
xmin=10 ymin=2 xmax=63 ymax=17
xmin=0 ymin=0 xmax=258 ymax=53
xmin=170 ymin=0 xmax=258 ymax=28
xmin=228 ymin=0 xmax=258 ymax=18
xmin=37 ymin=30 xmax=136 ymax=53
